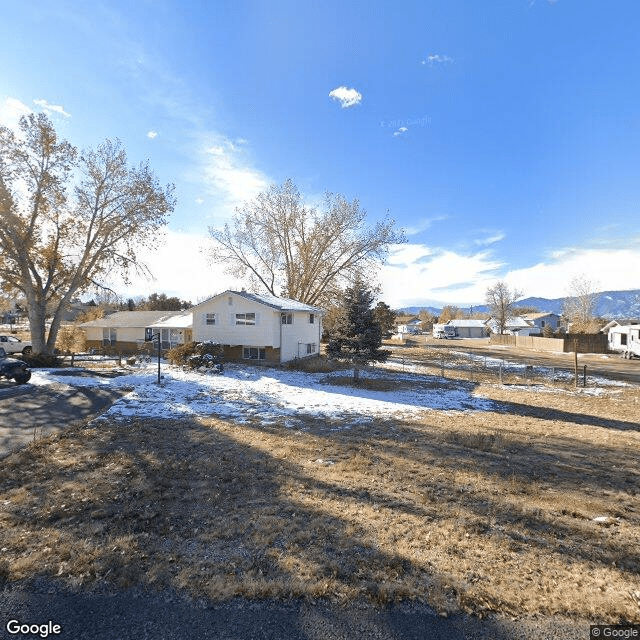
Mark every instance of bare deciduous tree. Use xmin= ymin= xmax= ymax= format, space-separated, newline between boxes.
xmin=563 ymin=274 xmax=600 ymax=333
xmin=206 ymin=179 xmax=403 ymax=308
xmin=0 ymin=113 xmax=175 ymax=354
xmin=485 ymin=281 xmax=523 ymax=335
xmin=438 ymin=305 xmax=464 ymax=324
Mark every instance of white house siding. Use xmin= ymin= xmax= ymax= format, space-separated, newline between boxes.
xmin=280 ymin=312 xmax=322 ymax=362
xmin=191 ymin=292 xmax=323 ymax=363
xmin=193 ymin=294 xmax=275 ymax=347
xmin=608 ymin=325 xmax=640 ymax=352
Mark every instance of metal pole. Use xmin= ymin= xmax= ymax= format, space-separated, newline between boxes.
xmin=583 ymin=364 xmax=587 ymax=387
xmin=157 ymin=333 xmax=161 ymax=385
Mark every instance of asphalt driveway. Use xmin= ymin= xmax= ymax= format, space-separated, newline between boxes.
xmin=0 ymin=375 xmax=126 ymax=458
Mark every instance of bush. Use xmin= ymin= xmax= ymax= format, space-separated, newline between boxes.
xmin=19 ymin=353 xmax=63 ymax=368
xmin=285 ymin=355 xmax=348 ymax=373
xmin=166 ymin=342 xmax=224 ymax=368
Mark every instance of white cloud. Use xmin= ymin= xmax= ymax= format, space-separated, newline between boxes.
xmin=329 ymin=86 xmax=362 ymax=109
xmin=198 ymin=135 xmax=270 ymax=212
xmin=195 ymin=197 xmax=205 ymax=205
xmin=33 ymin=98 xmax=71 ymax=118
xmin=380 ymin=244 xmax=504 ymax=307
xmin=106 ymin=229 xmax=241 ymax=302
xmin=393 ymin=126 xmax=408 ymax=137
xmin=504 ymin=246 xmax=640 ymax=299
xmin=379 ymin=239 xmax=640 ymax=308
xmin=0 ymin=97 xmax=31 ymax=129
xmin=403 ymin=215 xmax=448 ymax=237
xmin=421 ymin=54 xmax=454 ymax=65
xmin=474 ymin=232 xmax=506 ymax=246
xmin=147 ymin=130 xmax=158 ymax=139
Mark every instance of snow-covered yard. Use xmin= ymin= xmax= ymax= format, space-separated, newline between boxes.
xmin=30 ymin=362 xmax=496 ymax=427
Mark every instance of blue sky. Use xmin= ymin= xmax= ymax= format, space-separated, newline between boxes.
xmin=2 ymin=0 xmax=640 ymax=308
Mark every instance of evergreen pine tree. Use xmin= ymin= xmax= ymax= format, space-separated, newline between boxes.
xmin=326 ymin=280 xmax=390 ymax=382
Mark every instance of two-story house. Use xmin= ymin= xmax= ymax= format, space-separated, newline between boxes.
xmin=191 ymin=290 xmax=324 ymax=364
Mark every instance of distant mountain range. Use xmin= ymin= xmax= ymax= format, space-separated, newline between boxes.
xmin=400 ymin=289 xmax=640 ymax=320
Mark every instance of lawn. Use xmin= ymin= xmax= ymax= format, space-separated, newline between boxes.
xmin=0 ymin=354 xmax=638 ymax=623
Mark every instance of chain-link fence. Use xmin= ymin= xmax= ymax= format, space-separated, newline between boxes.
xmin=387 ymin=348 xmax=592 ymax=389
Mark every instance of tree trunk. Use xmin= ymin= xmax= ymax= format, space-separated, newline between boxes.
xmin=28 ymin=299 xmax=48 ymax=354
xmin=353 ymin=364 xmax=360 ymax=383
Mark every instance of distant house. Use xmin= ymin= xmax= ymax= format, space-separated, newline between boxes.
xmin=446 ymin=319 xmax=488 ymax=339
xmin=607 ymin=324 xmax=640 ymax=352
xmin=522 ymin=312 xmax=561 ymax=332
xmin=486 ymin=316 xmax=538 ymax=336
xmin=396 ymin=317 xmax=422 ymax=335
xmin=80 ymin=311 xmax=191 ymax=351
xmin=600 ymin=320 xmax=620 ymax=334
xmin=191 ymin=290 xmax=323 ymax=364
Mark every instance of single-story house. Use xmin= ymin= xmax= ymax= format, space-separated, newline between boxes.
xmin=522 ymin=312 xmax=561 ymax=332
xmin=485 ymin=316 xmax=539 ymax=336
xmin=191 ymin=290 xmax=324 ymax=364
xmin=607 ymin=324 xmax=640 ymax=352
xmin=445 ymin=319 xmax=488 ymax=339
xmin=600 ymin=320 xmax=620 ymax=334
xmin=396 ymin=317 xmax=422 ymax=335
xmin=80 ymin=311 xmax=191 ymax=352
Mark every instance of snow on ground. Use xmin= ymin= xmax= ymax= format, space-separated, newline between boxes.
xmin=386 ymin=349 xmax=632 ymax=389
xmin=30 ymin=363 xmax=494 ymax=427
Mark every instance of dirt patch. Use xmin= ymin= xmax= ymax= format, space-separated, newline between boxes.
xmin=0 ymin=374 xmax=638 ymax=624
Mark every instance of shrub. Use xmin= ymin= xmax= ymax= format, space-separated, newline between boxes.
xmin=285 ymin=355 xmax=345 ymax=373
xmin=56 ymin=325 xmax=87 ymax=354
xmin=166 ymin=342 xmax=224 ymax=368
xmin=19 ymin=353 xmax=63 ymax=368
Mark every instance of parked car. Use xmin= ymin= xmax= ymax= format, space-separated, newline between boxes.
xmin=0 ymin=356 xmax=32 ymax=384
xmin=0 ymin=334 xmax=32 ymax=356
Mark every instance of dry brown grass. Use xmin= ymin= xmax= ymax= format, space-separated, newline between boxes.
xmin=0 ymin=378 xmax=638 ymax=623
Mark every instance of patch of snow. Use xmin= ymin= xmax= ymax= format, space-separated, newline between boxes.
xmin=29 ymin=363 xmax=495 ymax=426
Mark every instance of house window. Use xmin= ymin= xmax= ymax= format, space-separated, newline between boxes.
xmin=309 ymin=313 xmax=315 ymax=324
xmin=540 ymin=320 xmax=546 ymax=327
xmin=236 ymin=313 xmax=256 ymax=325
xmin=306 ymin=343 xmax=317 ymax=354
xmin=102 ymin=328 xmax=116 ymax=345
xmin=621 ymin=334 xmax=627 ymax=346
xmin=204 ymin=313 xmax=216 ymax=325
xmin=228 ymin=296 xmax=233 ymax=306
xmin=281 ymin=313 xmax=293 ymax=325
xmin=243 ymin=346 xmax=265 ymax=360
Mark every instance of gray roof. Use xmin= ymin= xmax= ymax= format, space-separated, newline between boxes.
xmin=522 ymin=312 xmax=560 ymax=320
xmin=79 ymin=311 xmax=184 ymax=328
xmin=193 ymin=290 xmax=324 ymax=314
xmin=447 ymin=319 xmax=487 ymax=328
